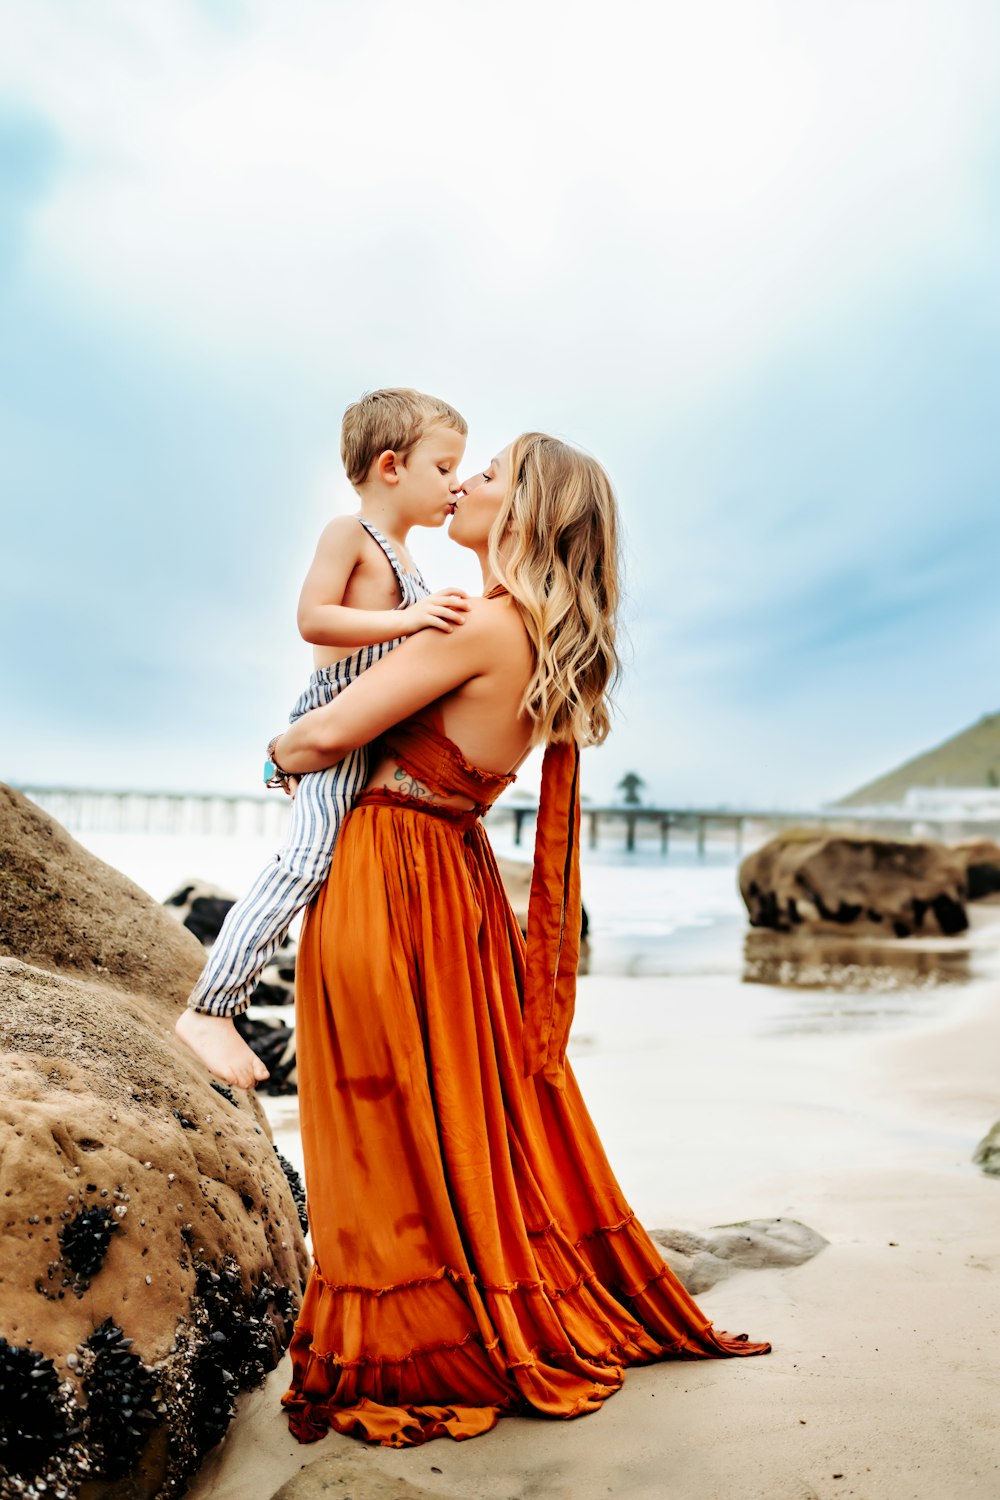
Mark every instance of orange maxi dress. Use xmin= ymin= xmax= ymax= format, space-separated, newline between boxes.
xmin=281 ymin=708 xmax=771 ymax=1448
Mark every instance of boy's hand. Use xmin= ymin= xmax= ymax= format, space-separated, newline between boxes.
xmin=403 ymin=589 xmax=471 ymax=635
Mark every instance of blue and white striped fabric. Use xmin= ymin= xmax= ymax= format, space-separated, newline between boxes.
xmin=187 ymin=519 xmax=428 ymax=1016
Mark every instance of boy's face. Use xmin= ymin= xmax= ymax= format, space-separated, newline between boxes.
xmin=396 ymin=423 xmax=467 ymax=526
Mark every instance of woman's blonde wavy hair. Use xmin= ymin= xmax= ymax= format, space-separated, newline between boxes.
xmin=488 ymin=432 xmax=622 ymax=748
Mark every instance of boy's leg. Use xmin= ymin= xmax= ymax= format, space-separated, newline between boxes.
xmin=186 ymin=746 xmax=368 ymax=1017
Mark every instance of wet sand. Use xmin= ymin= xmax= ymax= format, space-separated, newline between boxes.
xmin=188 ymin=909 xmax=1000 ymax=1500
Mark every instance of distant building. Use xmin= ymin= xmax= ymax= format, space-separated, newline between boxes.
xmin=900 ymin=786 xmax=1000 ymax=818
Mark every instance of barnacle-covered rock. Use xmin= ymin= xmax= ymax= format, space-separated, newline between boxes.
xmin=0 ymin=784 xmax=310 ymax=1498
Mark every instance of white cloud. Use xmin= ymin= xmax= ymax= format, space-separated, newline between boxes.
xmin=3 ymin=0 xmax=997 ymax=392
xmin=3 ymin=0 xmax=999 ymax=806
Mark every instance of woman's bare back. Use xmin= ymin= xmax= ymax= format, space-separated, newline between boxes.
xmin=366 ymin=594 xmax=537 ymax=807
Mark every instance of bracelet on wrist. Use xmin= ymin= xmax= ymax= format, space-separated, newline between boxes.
xmin=263 ymin=734 xmax=293 ymax=790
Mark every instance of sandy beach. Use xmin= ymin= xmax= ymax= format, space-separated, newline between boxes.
xmin=182 ymin=909 xmax=1000 ymax=1500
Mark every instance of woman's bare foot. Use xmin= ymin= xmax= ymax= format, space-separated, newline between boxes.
xmin=175 ymin=1009 xmax=270 ymax=1091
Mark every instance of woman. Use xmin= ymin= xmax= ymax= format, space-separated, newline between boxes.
xmin=264 ymin=433 xmax=771 ymax=1448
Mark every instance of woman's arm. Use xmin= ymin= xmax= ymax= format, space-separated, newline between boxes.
xmin=272 ymin=604 xmax=494 ymax=773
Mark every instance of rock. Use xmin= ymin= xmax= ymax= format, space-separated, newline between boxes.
xmin=270 ymin=1456 xmax=438 ymax=1499
xmin=0 ymin=785 xmax=310 ymax=1498
xmin=739 ymin=829 xmax=968 ymax=938
xmin=163 ymin=881 xmax=296 ymax=1006
xmin=649 ymin=1217 xmax=828 ymax=1295
xmin=496 ymin=855 xmax=590 ymax=949
xmin=235 ymin=1013 xmax=297 ymax=1093
xmin=1 ymin=784 xmax=206 ymax=1001
xmin=951 ymin=839 xmax=1000 ymax=901
xmin=164 ymin=879 xmax=237 ymax=947
xmin=973 ymin=1120 xmax=1000 ymax=1176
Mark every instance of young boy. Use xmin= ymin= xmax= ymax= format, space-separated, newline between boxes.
xmin=176 ymin=388 xmax=469 ymax=1088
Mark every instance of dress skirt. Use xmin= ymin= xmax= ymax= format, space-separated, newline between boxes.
xmin=281 ymin=791 xmax=770 ymax=1447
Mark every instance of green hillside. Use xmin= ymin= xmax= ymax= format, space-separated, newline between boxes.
xmin=835 ymin=711 xmax=1000 ymax=807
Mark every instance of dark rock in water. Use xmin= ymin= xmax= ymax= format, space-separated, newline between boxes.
xmin=235 ymin=1013 xmax=297 ymax=1093
xmin=951 ymin=838 xmax=1000 ymax=901
xmin=163 ymin=880 xmax=298 ymax=1005
xmin=0 ymin=784 xmax=309 ymax=1498
xmin=186 ymin=896 xmax=236 ymax=948
xmin=973 ymin=1120 xmax=1000 ymax=1176
xmin=739 ymin=830 xmax=968 ymax=937
xmin=650 ymin=1217 xmax=828 ymax=1295
xmin=163 ymin=880 xmax=235 ymax=946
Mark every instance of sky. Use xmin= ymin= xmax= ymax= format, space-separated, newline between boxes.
xmin=2 ymin=0 xmax=999 ymax=809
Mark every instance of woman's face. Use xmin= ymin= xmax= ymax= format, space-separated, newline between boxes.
xmin=449 ymin=446 xmax=510 ymax=551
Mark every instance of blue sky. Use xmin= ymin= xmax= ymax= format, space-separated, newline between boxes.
xmin=2 ymin=0 xmax=998 ymax=807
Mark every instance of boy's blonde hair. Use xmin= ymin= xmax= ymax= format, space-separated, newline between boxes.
xmin=341 ymin=387 xmax=467 ymax=487
xmin=489 ymin=432 xmax=622 ymax=748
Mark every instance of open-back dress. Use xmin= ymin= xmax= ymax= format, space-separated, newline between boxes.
xmin=281 ymin=701 xmax=771 ymax=1448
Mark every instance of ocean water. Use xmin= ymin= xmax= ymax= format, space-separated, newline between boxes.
xmin=75 ymin=821 xmax=749 ymax=981
xmin=73 ymin=819 xmax=1000 ymax=1013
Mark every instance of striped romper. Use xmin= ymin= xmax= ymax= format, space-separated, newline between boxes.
xmin=187 ymin=519 xmax=428 ymax=1016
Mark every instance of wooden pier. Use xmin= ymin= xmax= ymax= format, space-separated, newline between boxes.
xmin=490 ymin=800 xmax=1000 ymax=853
xmin=10 ymin=784 xmax=999 ymax=851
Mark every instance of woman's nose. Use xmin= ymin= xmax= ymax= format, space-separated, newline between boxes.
xmin=458 ymin=471 xmax=486 ymax=496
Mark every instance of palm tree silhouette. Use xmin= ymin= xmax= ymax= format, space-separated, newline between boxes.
xmin=617 ymin=772 xmax=646 ymax=806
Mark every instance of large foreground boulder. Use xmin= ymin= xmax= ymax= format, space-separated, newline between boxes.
xmin=0 ymin=785 xmax=309 ymax=1499
xmin=739 ymin=829 xmax=968 ymax=938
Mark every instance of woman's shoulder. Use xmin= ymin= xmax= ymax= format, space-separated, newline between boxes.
xmin=459 ymin=592 xmax=533 ymax=667
xmin=466 ymin=591 xmax=529 ymax=632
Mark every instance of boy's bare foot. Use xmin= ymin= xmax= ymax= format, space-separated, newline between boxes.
xmin=175 ymin=1009 xmax=270 ymax=1091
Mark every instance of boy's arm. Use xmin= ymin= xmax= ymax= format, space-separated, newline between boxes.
xmin=271 ymin=607 xmax=494 ymax=772
xmin=297 ymin=517 xmax=410 ymax=648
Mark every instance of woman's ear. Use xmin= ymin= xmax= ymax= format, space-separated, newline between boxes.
xmin=375 ymin=449 xmax=400 ymax=486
